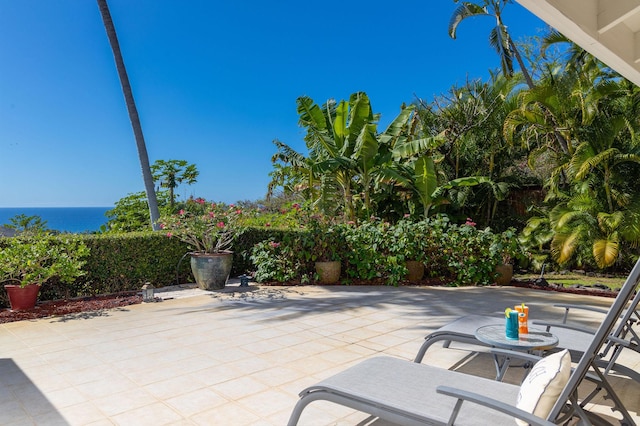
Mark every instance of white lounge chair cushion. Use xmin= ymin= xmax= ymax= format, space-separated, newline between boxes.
xmin=515 ymin=349 xmax=571 ymax=425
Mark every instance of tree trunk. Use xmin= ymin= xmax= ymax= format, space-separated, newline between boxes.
xmin=509 ymin=38 xmax=535 ymax=90
xmin=97 ymin=0 xmax=160 ymax=231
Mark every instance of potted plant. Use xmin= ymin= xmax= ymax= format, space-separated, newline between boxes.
xmin=0 ymin=233 xmax=90 ymax=310
xmin=387 ymin=219 xmax=426 ymax=282
xmin=303 ymin=216 xmax=342 ymax=284
xmin=490 ymin=228 xmax=522 ymax=286
xmin=161 ymin=198 xmax=244 ymax=290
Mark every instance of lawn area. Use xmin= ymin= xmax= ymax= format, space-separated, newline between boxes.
xmin=516 ymin=272 xmax=626 ymax=291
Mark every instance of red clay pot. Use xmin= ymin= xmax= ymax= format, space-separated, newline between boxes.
xmin=4 ymin=284 xmax=40 ymax=310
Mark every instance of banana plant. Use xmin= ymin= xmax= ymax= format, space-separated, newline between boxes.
xmin=389 ymin=136 xmax=492 ymax=218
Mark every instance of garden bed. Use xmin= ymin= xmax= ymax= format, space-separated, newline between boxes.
xmin=0 ymin=292 xmax=142 ymax=324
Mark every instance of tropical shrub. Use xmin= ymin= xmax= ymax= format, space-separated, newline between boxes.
xmin=250 ymin=234 xmax=309 ymax=284
xmin=0 ymin=233 xmax=89 ymax=287
xmin=160 ymin=198 xmax=244 ymax=254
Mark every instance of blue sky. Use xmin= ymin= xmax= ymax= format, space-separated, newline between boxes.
xmin=0 ymin=0 xmax=546 ymax=207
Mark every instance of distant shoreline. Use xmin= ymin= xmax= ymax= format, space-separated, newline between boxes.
xmin=0 ymin=207 xmax=112 ymax=233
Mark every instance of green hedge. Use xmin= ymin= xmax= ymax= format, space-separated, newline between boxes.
xmin=0 ymin=227 xmax=286 ymax=307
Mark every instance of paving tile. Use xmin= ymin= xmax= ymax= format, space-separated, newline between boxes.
xmin=74 ymin=375 xmax=138 ymax=399
xmin=189 ymin=401 xmax=260 ymax=425
xmin=164 ymin=388 xmax=228 ymax=417
xmin=143 ymin=375 xmax=206 ymax=400
xmin=250 ymin=365 xmax=306 ymax=388
xmin=210 ymin=375 xmax=269 ymax=400
xmin=110 ymin=402 xmax=183 ymax=426
xmin=0 ymin=399 xmax=29 ymax=425
xmin=93 ymin=388 xmax=158 ymax=417
xmin=236 ymin=388 xmax=296 ymax=418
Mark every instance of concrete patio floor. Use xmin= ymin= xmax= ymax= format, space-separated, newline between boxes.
xmin=1 ymin=282 xmax=638 ymax=425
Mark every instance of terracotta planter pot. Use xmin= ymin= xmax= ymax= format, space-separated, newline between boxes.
xmin=5 ymin=284 xmax=40 ymax=310
xmin=495 ymin=263 xmax=514 ymax=286
xmin=190 ymin=252 xmax=233 ymax=290
xmin=315 ymin=261 xmax=341 ymax=284
xmin=405 ymin=260 xmax=425 ymax=282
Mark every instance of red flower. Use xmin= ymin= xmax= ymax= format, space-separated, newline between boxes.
xmin=265 ymin=223 xmax=271 ymax=227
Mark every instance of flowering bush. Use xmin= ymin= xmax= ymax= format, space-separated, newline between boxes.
xmin=250 ymin=237 xmax=309 ymax=283
xmin=0 ymin=232 xmax=90 ymax=287
xmin=160 ymin=198 xmax=244 ymax=254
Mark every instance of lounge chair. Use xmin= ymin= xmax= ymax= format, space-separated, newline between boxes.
xmin=287 ymin=259 xmax=640 ymax=425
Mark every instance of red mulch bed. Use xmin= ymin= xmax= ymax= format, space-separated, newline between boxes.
xmin=0 ymin=292 xmax=142 ymax=324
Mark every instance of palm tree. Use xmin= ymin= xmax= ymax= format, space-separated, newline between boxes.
xmin=97 ymin=0 xmax=160 ymax=231
xmin=448 ymin=0 xmax=535 ymax=89
xmin=150 ymin=160 xmax=199 ymax=210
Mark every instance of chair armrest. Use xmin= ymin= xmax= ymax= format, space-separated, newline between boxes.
xmin=436 ymin=386 xmax=556 ymax=426
xmin=553 ymin=303 xmax=608 ymax=323
xmin=531 ymin=320 xmax=597 ymax=334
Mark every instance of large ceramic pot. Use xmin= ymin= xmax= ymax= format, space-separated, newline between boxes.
xmin=315 ymin=261 xmax=341 ymax=284
xmin=405 ymin=260 xmax=425 ymax=282
xmin=495 ymin=263 xmax=513 ymax=286
xmin=5 ymin=284 xmax=40 ymax=310
xmin=190 ymin=252 xmax=233 ymax=290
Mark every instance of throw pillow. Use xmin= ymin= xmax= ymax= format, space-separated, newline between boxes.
xmin=515 ymin=349 xmax=571 ymax=425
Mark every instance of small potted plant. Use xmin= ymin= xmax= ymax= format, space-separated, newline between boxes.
xmin=161 ymin=198 xmax=244 ymax=290
xmin=387 ymin=219 xmax=426 ymax=282
xmin=302 ymin=216 xmax=342 ymax=284
xmin=490 ymin=228 xmax=522 ymax=286
xmin=0 ymin=232 xmax=90 ymax=310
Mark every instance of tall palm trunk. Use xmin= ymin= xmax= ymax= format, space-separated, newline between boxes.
xmin=509 ymin=38 xmax=534 ymax=89
xmin=97 ymin=0 xmax=160 ymax=230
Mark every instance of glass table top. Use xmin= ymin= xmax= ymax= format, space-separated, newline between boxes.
xmin=475 ymin=324 xmax=559 ymax=351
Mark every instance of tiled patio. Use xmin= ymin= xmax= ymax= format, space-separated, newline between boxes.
xmin=1 ymin=282 xmax=638 ymax=425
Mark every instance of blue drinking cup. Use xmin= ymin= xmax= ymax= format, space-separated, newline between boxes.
xmin=506 ymin=310 xmax=519 ymax=340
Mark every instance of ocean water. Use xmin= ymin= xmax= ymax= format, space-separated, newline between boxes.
xmin=0 ymin=207 xmax=111 ymax=233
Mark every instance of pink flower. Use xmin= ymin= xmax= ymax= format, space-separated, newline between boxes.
xmin=269 ymin=241 xmax=281 ymax=248
xmin=292 ymin=203 xmax=300 ymax=209
xmin=347 ymin=221 xmax=355 ymax=225
xmin=209 ymin=211 xmax=215 ymax=218
xmin=179 ymin=209 xmax=185 ymax=215
xmin=465 ymin=218 xmax=476 ymax=227
xmin=167 ymin=232 xmax=173 ymax=238
xmin=159 ymin=223 xmax=166 ymax=229
xmin=404 ymin=214 xmax=410 ymax=218
xmin=195 ymin=198 xmax=205 ymax=205
xmin=230 ymin=204 xmax=235 ymax=207
xmin=216 ymin=222 xmax=225 ymax=228
xmin=236 ymin=209 xmax=242 ymax=214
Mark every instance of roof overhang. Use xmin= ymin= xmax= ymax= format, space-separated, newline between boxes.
xmin=516 ymin=0 xmax=640 ymax=86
